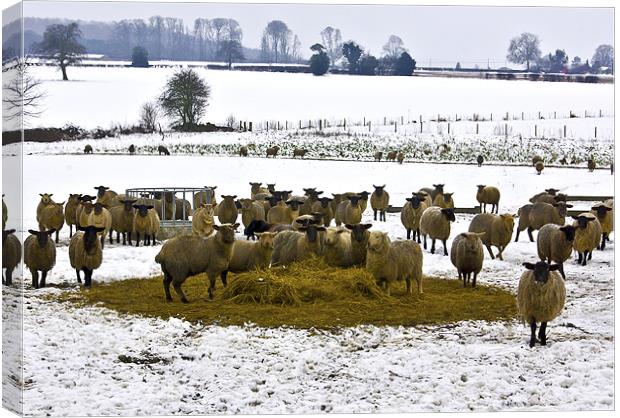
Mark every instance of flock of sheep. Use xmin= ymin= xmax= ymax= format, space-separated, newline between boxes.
xmin=1 ymin=174 xmax=613 ymax=348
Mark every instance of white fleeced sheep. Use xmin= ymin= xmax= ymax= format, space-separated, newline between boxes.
xmin=450 ymin=232 xmax=485 ymax=287
xmin=38 ymin=201 xmax=65 ymax=244
xmin=24 ymin=229 xmax=57 ymax=288
xmin=468 ymin=213 xmax=515 ymax=260
xmin=370 ymin=185 xmax=390 ymax=222
xmin=322 ymin=227 xmax=353 ymax=267
xmin=69 ymin=225 xmax=105 ymax=287
xmin=271 ymin=224 xmax=326 ymax=265
xmin=517 ymin=261 xmax=566 ymax=347
xmin=400 ymin=194 xmax=428 ymax=243
xmin=192 ymin=203 xmax=215 ymax=237
xmin=133 ymin=204 xmax=160 ymax=247
xmin=571 ymin=213 xmax=602 ymax=266
xmin=475 ymin=185 xmax=500 ymax=214
xmin=536 ymin=224 xmax=575 ymax=279
xmin=226 ymin=232 xmax=276 ymax=273
xmin=365 ymin=231 xmax=423 ymax=295
xmin=590 ymin=203 xmax=613 ymax=250
xmin=515 ymin=201 xmax=572 ymax=242
xmin=87 ymin=202 xmax=112 ymax=248
xmin=419 ymin=206 xmax=455 ymax=256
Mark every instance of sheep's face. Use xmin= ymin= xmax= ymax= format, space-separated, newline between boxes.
xmin=348 ymin=196 xmax=361 ymax=206
xmin=499 ymin=214 xmax=515 ymax=231
xmin=572 ymin=215 xmax=595 ymax=230
xmin=93 ymin=203 xmax=105 ymax=214
xmin=249 ymin=182 xmax=262 ymax=191
xmin=221 ymin=195 xmax=237 ymax=204
xmin=345 ymin=223 xmax=372 ymax=242
xmin=200 ymin=204 xmax=215 ymax=218
xmin=554 ymin=202 xmax=573 ymax=217
xmin=406 ymin=196 xmax=422 ymax=209
xmin=373 ymin=185 xmax=386 ymax=196
xmin=266 ymin=184 xmax=276 ymax=192
xmin=265 ymin=195 xmax=280 ymax=207
xmin=93 ymin=186 xmax=109 ymax=197
xmin=523 ymin=261 xmax=561 ymax=284
xmin=433 ymin=184 xmax=445 ymax=193
xmin=29 ymin=229 xmax=55 ymax=247
xmin=476 ymin=185 xmax=486 ymax=193
xmin=81 ymin=202 xmax=94 ymax=214
xmin=240 ymin=199 xmax=254 ymax=210
xmin=279 ymin=191 xmax=292 ymax=201
xmin=319 ymin=197 xmax=332 ymax=208
xmin=133 ymin=204 xmax=154 ymax=217
xmin=325 ymin=228 xmax=347 ymax=246
xmin=2 ymin=229 xmax=16 ymax=244
xmin=120 ymin=199 xmax=137 ymax=211
xmin=257 ymin=232 xmax=276 ymax=249
xmin=286 ymin=200 xmax=304 ymax=211
xmin=357 ymin=191 xmax=370 ymax=200
xmin=202 ymin=188 xmax=216 ymax=204
xmin=39 ymin=193 xmax=53 ymax=205
xmin=441 ymin=208 xmax=456 ymax=222
xmin=300 ymin=225 xmax=325 ymax=243
xmin=214 ymin=223 xmax=239 ymax=244
xmin=367 ymin=231 xmax=389 ymax=253
xmin=69 ymin=194 xmax=82 ymax=202
xmin=553 ymin=193 xmax=567 ymax=202
xmin=443 ymin=193 xmax=454 ymax=203
xmin=78 ymin=226 xmax=106 ymax=251
xmin=459 ymin=232 xmax=484 ymax=253
xmin=164 ymin=192 xmax=175 ymax=203
xmin=559 ymin=225 xmax=576 ymax=242
xmin=592 ymin=205 xmax=612 ymax=219
xmin=545 ymin=188 xmax=559 ymax=195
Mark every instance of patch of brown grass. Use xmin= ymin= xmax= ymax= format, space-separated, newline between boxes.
xmin=58 ymin=259 xmax=517 ymax=328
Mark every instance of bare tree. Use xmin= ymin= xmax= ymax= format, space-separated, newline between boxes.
xmin=139 ymin=101 xmax=160 ymax=132
xmin=382 ymin=35 xmax=407 ymax=60
xmin=506 ymin=32 xmax=541 ymax=71
xmin=592 ymin=44 xmax=614 ymax=73
xmin=264 ymin=20 xmax=290 ymax=63
xmin=3 ymin=60 xmax=46 ymax=123
xmin=36 ymin=22 xmax=86 ymax=80
xmin=320 ymin=26 xmax=343 ymax=64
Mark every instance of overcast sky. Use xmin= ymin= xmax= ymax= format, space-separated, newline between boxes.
xmin=21 ymin=1 xmax=614 ymax=65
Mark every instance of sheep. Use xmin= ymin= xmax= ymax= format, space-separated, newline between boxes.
xmin=450 ymin=232 xmax=485 ymax=287
xmin=515 ymin=201 xmax=572 ymax=242
xmin=133 ymin=204 xmax=161 ymax=247
xmin=69 ymin=225 xmax=105 ymax=287
xmin=249 ymin=182 xmax=268 ymax=198
xmin=419 ymin=206 xmax=455 ymax=256
xmin=532 ymin=155 xmax=543 ymax=166
xmin=386 ymin=151 xmax=398 ymax=161
xmin=94 ymin=186 xmax=118 ymax=208
xmin=266 ymin=145 xmax=280 ymax=158
xmin=87 ymin=202 xmax=112 ymax=248
xmin=2 ymin=229 xmax=21 ymax=286
xmin=210 ymin=195 xmax=237 ymax=224
xmin=36 ymin=193 xmax=56 ymax=222
xmin=2 ymin=194 xmax=7 ymax=229
xmin=300 ymin=188 xmax=323 ymax=216
xmin=432 ymin=192 xmax=454 ymax=209
xmin=476 ymin=185 xmax=500 ymax=214
xmin=371 ymin=185 xmax=390 ymax=222
xmin=24 ymin=229 xmax=57 ymax=288
xmin=76 ymin=195 xmax=96 ymax=228
xmin=271 ymin=224 xmax=326 ymax=265
xmin=38 ymin=201 xmax=65 ymax=244
xmin=311 ymin=197 xmax=334 ymax=226
xmin=155 ymin=223 xmax=239 ymax=301
xmin=529 ymin=191 xmax=567 ymax=205
xmin=292 ymin=213 xmax=322 ymax=230
xmin=129 ymin=144 xmax=136 ymax=155
xmin=590 ymin=203 xmax=613 ymax=249
xmin=293 ymin=148 xmax=308 ymax=158
xmin=158 ymin=145 xmax=170 ymax=155
xmin=374 ymin=151 xmax=383 ymax=161
xmin=267 ymin=199 xmax=303 ymax=225
xmin=535 ymin=161 xmax=544 ymax=175
xmin=365 ymin=231 xmax=423 ymax=295
xmin=468 ymin=213 xmax=515 ymax=260
xmin=335 ymin=195 xmax=363 ymax=226
xmin=416 ymin=190 xmax=433 ymax=208
xmin=345 ymin=223 xmax=372 ymax=266
xmin=162 ymin=192 xmax=191 ymax=220
xmin=224 ymin=232 xmax=277 ymax=276
xmin=64 ymin=194 xmax=82 ymax=237
xmin=419 ymin=184 xmax=444 ymax=201
xmin=587 ymin=158 xmax=596 ymax=172
xmin=136 ymin=193 xmax=163 ymax=217
xmin=244 ymin=219 xmax=294 ymax=241
xmin=322 ymin=227 xmax=353 ymax=267
xmin=571 ymin=213 xmax=602 ymax=266
xmin=84 ymin=144 xmax=93 ymax=154
xmin=193 ymin=186 xmax=218 ymax=208
xmin=604 ymin=198 xmax=614 ymax=209
xmin=110 ymin=198 xmax=137 ymax=245
xmin=517 ymin=261 xmax=566 ymax=347
xmin=240 ymin=198 xmax=266 ymax=228
xmin=536 ymin=224 xmax=576 ymax=279
xmin=330 ymin=193 xmax=344 ymax=215
xmin=397 ymin=152 xmax=405 ymax=164
xmin=400 ymin=193 xmax=428 ymax=243
xmin=477 ymin=155 xmax=484 ymax=167
xmin=192 ymin=203 xmax=215 ymax=237
xmin=239 ymin=146 xmax=248 ymax=157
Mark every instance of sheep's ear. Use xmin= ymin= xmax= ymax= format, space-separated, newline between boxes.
xmin=474 ymin=232 xmax=486 ymax=238
xmin=27 ymin=229 xmax=38 ymax=235
xmin=344 ymin=224 xmax=354 ymax=230
xmin=119 ymin=199 xmax=126 ymax=204
xmin=233 ymin=223 xmax=240 ymax=229
xmin=47 ymin=229 xmax=56 ymax=235
xmin=39 ymin=193 xmax=43 ymax=197
xmin=57 ymin=201 xmax=65 ymax=205
xmin=232 ymin=195 xmax=237 ymax=199
xmin=549 ymin=264 xmax=561 ymax=271
xmin=362 ymin=223 xmax=373 ymax=230
xmin=564 ymin=204 xmax=573 ymax=208
xmin=95 ymin=227 xmax=106 ymax=233
xmin=605 ymin=206 xmax=613 ymax=211
xmin=132 ymin=205 xmax=139 ymax=209
xmin=571 ymin=216 xmax=579 ymax=220
xmin=406 ymin=198 xmax=413 ymax=202
xmin=5 ymin=229 xmax=16 ymax=234
xmin=316 ymin=226 xmax=327 ymax=232
xmin=522 ymin=262 xmax=535 ymax=270
xmin=213 ymin=224 xmax=221 ymax=231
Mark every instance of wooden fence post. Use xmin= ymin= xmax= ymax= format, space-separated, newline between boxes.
xmin=319 ymin=119 xmax=322 ymax=130
xmin=394 ymin=122 xmax=397 ymax=133
xmin=554 ymin=111 xmax=556 ymax=119
xmin=538 ymin=111 xmax=541 ymax=119
xmin=447 ymin=122 xmax=450 ymax=134
xmin=521 ymin=112 xmax=524 ymax=120
xmin=505 ymin=123 xmax=508 ymax=137
xmin=563 ymin=125 xmax=566 ymax=138
xmin=344 ymin=118 xmax=347 ymax=129
xmin=368 ymin=121 xmax=371 ymax=132
xmin=384 ymin=116 xmax=387 ymax=125
xmin=419 ymin=114 xmax=422 ymax=123
xmin=243 ymin=121 xmax=247 ymax=131
xmin=420 ymin=122 xmax=423 ymax=133
xmin=476 ymin=123 xmax=479 ymax=134
xmin=534 ymin=125 xmax=537 ymax=137
xmin=249 ymin=122 xmax=252 ymax=132
xmin=490 ymin=113 xmax=493 ymax=121
xmin=595 ymin=126 xmax=598 ymax=138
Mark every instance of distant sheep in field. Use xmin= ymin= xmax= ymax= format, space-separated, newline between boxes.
xmin=374 ymin=151 xmax=383 ymax=161
xmin=419 ymin=206 xmax=455 ymax=256
xmin=69 ymin=225 xmax=105 ymax=287
xmin=158 ymin=145 xmax=170 ymax=155
xmin=129 ymin=144 xmax=136 ymax=155
xmin=2 ymin=229 xmax=21 ymax=286
xmin=532 ymin=155 xmax=542 ymax=166
xmin=293 ymin=148 xmax=308 ymax=158
xmin=84 ymin=144 xmax=93 ymax=154
xmin=239 ymin=146 xmax=248 ymax=157
xmin=517 ymin=261 xmax=566 ymax=347
xmin=536 ymin=224 xmax=575 ymax=280
xmin=476 ymin=185 xmax=500 ymax=214
xmin=477 ymin=155 xmax=484 ymax=167
xmin=370 ymin=185 xmax=390 ymax=222
xmin=386 ymin=151 xmax=397 ymax=161
xmin=450 ymin=232 xmax=485 ymax=287
xmin=155 ymin=223 xmax=239 ymax=301
xmin=366 ymin=231 xmax=423 ymax=295
xmin=38 ymin=201 xmax=65 ymax=244
xmin=515 ymin=201 xmax=572 ymax=242
xmin=571 ymin=213 xmax=602 ymax=266
xmin=591 ymin=203 xmax=613 ymax=249
xmin=397 ymin=152 xmax=405 ymax=164
xmin=587 ymin=158 xmax=596 ymax=172
xmin=535 ymin=161 xmax=544 ymax=175
xmin=266 ymin=146 xmax=280 ymax=158
xmin=24 ymin=229 xmax=57 ymax=288
xmin=468 ymin=213 xmax=515 ymax=260
xmin=271 ymin=224 xmax=326 ymax=265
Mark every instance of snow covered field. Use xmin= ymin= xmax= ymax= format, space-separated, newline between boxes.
xmin=26 ymin=65 xmax=614 ymax=131
xmin=1 ymin=154 xmax=614 ymax=414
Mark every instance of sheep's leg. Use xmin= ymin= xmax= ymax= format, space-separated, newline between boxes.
xmin=416 ymin=230 xmax=421 ymax=244
xmin=577 ymin=252 xmax=583 ymax=264
xmin=144 ymin=234 xmax=149 ymax=246
xmin=220 ymin=271 xmax=228 ymax=287
xmin=417 ymin=276 xmax=423 ymax=294
xmin=109 ymin=230 xmax=113 ymax=244
xmin=430 ymin=238 xmax=436 ymax=254
xmin=405 ymin=278 xmax=411 ymax=294
xmin=559 ymin=263 xmax=566 ymax=280
xmin=423 ymin=235 xmax=427 ymax=250
xmin=127 ymin=232 xmax=132 ymax=246
xmin=588 ymin=251 xmax=592 ymax=260
xmin=406 ymin=228 xmax=411 ymax=240
xmin=75 ymin=268 xmax=82 ymax=283
xmin=373 ymin=210 xmax=377 ymax=221
xmin=473 ymin=272 xmax=477 ymax=288
xmin=84 ymin=268 xmax=92 ymax=287
xmin=459 ymin=271 xmax=465 ymax=287
xmin=485 ymin=245 xmax=495 ymax=259
xmin=527 ymin=227 xmax=534 ymax=242
xmin=5 ymin=268 xmax=13 ymax=286
xmin=69 ymin=224 xmax=73 ymax=237
xmin=538 ymin=322 xmax=547 ymax=346
xmin=55 ymin=230 xmax=60 ymax=244
xmin=207 ymin=273 xmax=217 ymax=300
xmin=495 ymin=204 xmax=499 ymax=214
xmin=529 ymin=320 xmax=537 ymax=348
xmin=172 ymin=280 xmax=189 ymax=303
xmin=31 ymin=269 xmax=39 ymax=289
xmin=582 ymin=252 xmax=587 ymax=266
xmin=442 ymin=239 xmax=448 ymax=256
xmin=163 ymin=273 xmax=173 ymax=302
xmin=100 ymin=235 xmax=105 ymax=249
xmin=40 ymin=271 xmax=47 ymax=288
xmin=135 ymin=232 xmax=140 ymax=247
xmin=516 ymin=228 xmax=522 ymax=242
xmin=497 ymin=246 xmax=504 ymax=261
xmin=600 ymin=234 xmax=606 ymax=251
